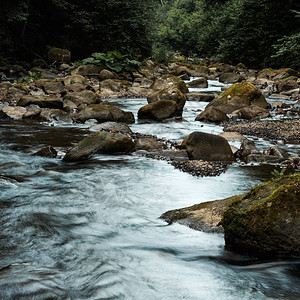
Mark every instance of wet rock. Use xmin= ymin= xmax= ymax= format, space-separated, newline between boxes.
xmin=22 ymin=108 xmax=41 ymax=119
xmin=41 ymin=80 xmax=66 ymax=95
xmin=2 ymin=106 xmax=27 ymax=120
xmin=186 ymin=92 xmax=215 ymax=102
xmin=238 ymin=138 xmax=261 ymax=161
xmin=263 ymin=146 xmax=289 ymax=159
xmin=277 ymin=77 xmax=299 ymax=93
xmin=18 ymin=95 xmax=63 ymax=109
xmin=39 ymin=108 xmax=72 ymax=123
xmin=195 ymin=106 xmax=229 ymax=123
xmin=5 ymin=85 xmax=29 ymax=103
xmin=74 ymin=104 xmax=135 ymax=124
xmin=186 ymin=77 xmax=208 ymax=88
xmin=135 ymin=137 xmax=167 ymax=151
xmin=257 ymin=68 xmax=278 ymax=79
xmin=63 ymin=131 xmax=135 ymax=162
xmin=63 ymin=100 xmax=77 ymax=113
xmin=182 ymin=132 xmax=235 ymax=162
xmin=138 ymin=100 xmax=178 ymax=121
xmin=100 ymin=79 xmax=132 ymax=97
xmin=219 ymin=73 xmax=245 ymax=84
xmin=207 ymin=82 xmax=268 ymax=114
xmin=33 ymin=146 xmax=57 ymax=158
xmin=147 ymin=87 xmax=186 ymax=114
xmin=222 ymin=173 xmax=300 ymax=258
xmin=48 ymin=48 xmax=71 ymax=64
xmin=161 ymin=195 xmax=242 ymax=232
xmin=0 ymin=110 xmax=11 ymax=120
xmin=150 ymin=75 xmax=188 ymax=94
xmin=63 ymin=90 xmax=100 ymax=106
xmin=230 ymin=105 xmax=270 ymax=120
xmin=89 ymin=121 xmax=132 ymax=134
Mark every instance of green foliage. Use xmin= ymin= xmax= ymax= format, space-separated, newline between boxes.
xmin=14 ymin=71 xmax=42 ymax=83
xmin=271 ymin=168 xmax=287 ymax=179
xmin=154 ymin=0 xmax=300 ymax=68
xmin=75 ymin=51 xmax=141 ymax=73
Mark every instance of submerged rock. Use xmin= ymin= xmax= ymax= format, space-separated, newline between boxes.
xmin=89 ymin=121 xmax=132 ymax=134
xmin=33 ymin=146 xmax=57 ymax=158
xmin=63 ymin=131 xmax=135 ymax=162
xmin=222 ymin=173 xmax=300 ymax=258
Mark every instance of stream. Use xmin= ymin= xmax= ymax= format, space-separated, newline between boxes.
xmin=0 ymin=80 xmax=300 ymax=299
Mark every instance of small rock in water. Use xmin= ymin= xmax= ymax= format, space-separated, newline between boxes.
xmin=33 ymin=146 xmax=57 ymax=158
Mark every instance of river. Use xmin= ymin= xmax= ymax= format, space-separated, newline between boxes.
xmin=0 ymin=80 xmax=299 ymax=299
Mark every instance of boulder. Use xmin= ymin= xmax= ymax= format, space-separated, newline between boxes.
xmin=5 ymin=85 xmax=29 ymax=102
xmin=99 ymin=69 xmax=119 ymax=81
xmin=231 ymin=105 xmax=270 ymax=120
xmin=138 ymin=100 xmax=178 ymax=121
xmin=182 ymin=132 xmax=235 ymax=162
xmin=207 ymin=82 xmax=268 ymax=114
xmin=277 ymin=77 xmax=298 ymax=92
xmin=219 ymin=73 xmax=245 ymax=84
xmin=273 ymin=68 xmax=298 ymax=81
xmin=18 ymin=95 xmax=63 ymax=109
xmin=186 ymin=92 xmax=215 ymax=102
xmin=147 ymin=87 xmax=186 ymax=114
xmin=257 ymin=68 xmax=278 ymax=79
xmin=2 ymin=106 xmax=26 ymax=120
xmin=238 ymin=139 xmax=261 ymax=162
xmin=263 ymin=146 xmax=289 ymax=159
xmin=74 ymin=104 xmax=135 ymax=124
xmin=63 ymin=90 xmax=100 ymax=106
xmin=22 ymin=108 xmax=42 ymax=119
xmin=195 ymin=106 xmax=229 ymax=123
xmin=186 ymin=77 xmax=208 ymax=88
xmin=135 ymin=137 xmax=167 ymax=151
xmin=48 ymin=48 xmax=71 ymax=64
xmin=33 ymin=146 xmax=57 ymax=158
xmin=222 ymin=173 xmax=300 ymax=258
xmin=75 ymin=64 xmax=103 ymax=76
xmin=39 ymin=108 xmax=72 ymax=123
xmin=89 ymin=121 xmax=132 ymax=134
xmin=63 ymin=131 xmax=135 ymax=162
xmin=150 ymin=75 xmax=188 ymax=94
xmin=63 ymin=75 xmax=86 ymax=86
xmin=43 ymin=80 xmax=66 ymax=95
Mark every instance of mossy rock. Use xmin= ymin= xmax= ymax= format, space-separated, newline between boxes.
xmin=63 ymin=131 xmax=135 ymax=162
xmin=147 ymin=87 xmax=186 ymax=114
xmin=48 ymin=48 xmax=71 ymax=64
xmin=207 ymin=82 xmax=268 ymax=114
xmin=138 ymin=100 xmax=178 ymax=121
xmin=257 ymin=68 xmax=279 ymax=79
xmin=222 ymin=173 xmax=300 ymax=258
xmin=161 ymin=195 xmax=243 ymax=233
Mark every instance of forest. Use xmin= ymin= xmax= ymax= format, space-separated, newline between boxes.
xmin=0 ymin=0 xmax=299 ymax=69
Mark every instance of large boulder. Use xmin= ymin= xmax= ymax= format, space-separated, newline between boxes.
xmin=48 ymin=48 xmax=71 ymax=64
xmin=277 ymin=77 xmax=298 ymax=92
xmin=150 ymin=75 xmax=188 ymax=94
xmin=74 ymin=104 xmax=135 ymax=124
xmin=147 ymin=87 xmax=186 ymax=114
xmin=207 ymin=82 xmax=268 ymax=114
xmin=222 ymin=173 xmax=300 ymax=258
xmin=63 ymin=131 xmax=135 ymax=162
xmin=138 ymin=100 xmax=178 ymax=121
xmin=63 ymin=91 xmax=100 ymax=106
xmin=182 ymin=132 xmax=235 ymax=162
xmin=195 ymin=106 xmax=229 ymax=123
xmin=186 ymin=77 xmax=208 ymax=88
xmin=219 ymin=73 xmax=245 ymax=84
xmin=18 ymin=95 xmax=63 ymax=109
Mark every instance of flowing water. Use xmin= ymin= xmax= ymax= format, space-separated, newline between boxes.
xmin=0 ymin=81 xmax=300 ymax=299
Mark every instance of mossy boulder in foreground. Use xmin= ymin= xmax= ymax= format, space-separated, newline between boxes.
xmin=222 ymin=173 xmax=300 ymax=258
